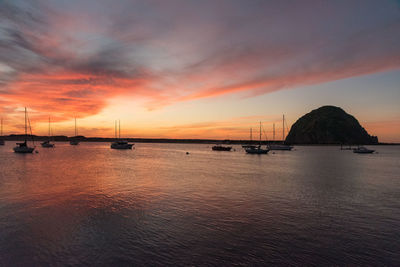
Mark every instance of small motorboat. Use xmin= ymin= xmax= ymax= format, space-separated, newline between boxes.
xmin=269 ymin=144 xmax=293 ymax=151
xmin=212 ymin=145 xmax=232 ymax=151
xmin=111 ymin=140 xmax=134 ymax=149
xmin=41 ymin=140 xmax=55 ymax=148
xmin=353 ymin=146 xmax=375 ymax=154
xmin=70 ymin=140 xmax=80 ymax=145
xmin=245 ymin=145 xmax=269 ymax=154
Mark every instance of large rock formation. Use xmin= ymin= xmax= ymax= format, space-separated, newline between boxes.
xmin=285 ymin=106 xmax=378 ymax=144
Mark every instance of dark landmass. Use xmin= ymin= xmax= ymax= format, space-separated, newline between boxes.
xmin=285 ymin=106 xmax=379 ymax=145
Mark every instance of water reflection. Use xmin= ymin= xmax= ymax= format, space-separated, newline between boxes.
xmin=0 ymin=143 xmax=399 ymax=265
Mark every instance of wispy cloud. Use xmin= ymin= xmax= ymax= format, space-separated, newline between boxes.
xmin=1 ymin=0 xmax=399 ymax=121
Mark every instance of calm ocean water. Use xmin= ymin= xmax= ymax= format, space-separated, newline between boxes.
xmin=0 ymin=142 xmax=399 ymax=266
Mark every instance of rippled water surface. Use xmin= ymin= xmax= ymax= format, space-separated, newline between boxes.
xmin=0 ymin=142 xmax=399 ymax=266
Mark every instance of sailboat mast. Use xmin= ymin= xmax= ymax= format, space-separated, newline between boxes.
xmin=250 ymin=128 xmax=252 ymax=142
xmin=282 ymin=115 xmax=285 ymax=141
xmin=259 ymin=122 xmax=261 ymax=144
xmin=115 ymin=120 xmax=117 ymax=139
xmin=25 ymin=107 xmax=27 ymax=141
xmin=119 ymin=120 xmax=121 ymax=139
xmin=273 ymin=123 xmax=275 ymax=141
xmin=1 ymin=118 xmax=2 ymax=137
xmin=74 ymin=118 xmax=77 ymax=136
xmin=48 ymin=117 xmax=51 ymax=136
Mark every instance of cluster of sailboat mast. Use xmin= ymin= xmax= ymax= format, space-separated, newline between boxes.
xmin=111 ymin=120 xmax=134 ymax=149
xmin=4 ymin=108 xmax=135 ymax=153
xmin=0 ymin=108 xmax=375 ymax=154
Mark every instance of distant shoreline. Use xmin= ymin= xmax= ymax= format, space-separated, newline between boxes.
xmin=1 ymin=135 xmax=398 ymax=145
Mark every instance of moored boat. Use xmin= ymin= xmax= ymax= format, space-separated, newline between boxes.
xmin=212 ymin=145 xmax=232 ymax=151
xmin=14 ymin=141 xmax=35 ymax=153
xmin=111 ymin=120 xmax=134 ymax=150
xmin=111 ymin=140 xmax=134 ymax=149
xmin=70 ymin=140 xmax=79 ymax=145
xmin=70 ymin=118 xmax=80 ymax=145
xmin=13 ymin=107 xmax=35 ymax=153
xmin=353 ymin=146 xmax=375 ymax=154
xmin=269 ymin=144 xmax=293 ymax=150
xmin=0 ymin=118 xmax=4 ymax=145
xmin=245 ymin=145 xmax=269 ymax=154
xmin=41 ymin=117 xmax=55 ymax=148
xmin=245 ymin=122 xmax=269 ymax=154
xmin=269 ymin=115 xmax=293 ymax=151
xmin=41 ymin=140 xmax=55 ymax=148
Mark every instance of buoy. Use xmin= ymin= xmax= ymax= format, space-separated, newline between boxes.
xmin=186 ymin=152 xmax=190 ymax=155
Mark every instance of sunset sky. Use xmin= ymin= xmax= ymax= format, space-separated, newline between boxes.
xmin=0 ymin=0 xmax=399 ymax=142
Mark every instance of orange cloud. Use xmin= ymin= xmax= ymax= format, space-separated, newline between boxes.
xmin=1 ymin=71 xmax=153 ymax=121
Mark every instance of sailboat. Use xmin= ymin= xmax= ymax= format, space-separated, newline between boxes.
xmin=269 ymin=115 xmax=293 ymax=151
xmin=245 ymin=122 xmax=269 ymax=154
xmin=111 ymin=120 xmax=134 ymax=149
xmin=0 ymin=118 xmax=4 ymax=146
xmin=41 ymin=117 xmax=55 ymax=148
xmin=69 ymin=118 xmax=79 ymax=145
xmin=13 ymin=107 xmax=35 ymax=153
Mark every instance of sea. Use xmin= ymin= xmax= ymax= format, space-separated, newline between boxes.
xmin=0 ymin=142 xmax=399 ymax=266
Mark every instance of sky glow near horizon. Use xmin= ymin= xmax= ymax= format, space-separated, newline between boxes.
xmin=0 ymin=0 xmax=399 ymax=142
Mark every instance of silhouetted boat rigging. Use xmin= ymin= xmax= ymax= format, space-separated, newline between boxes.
xmin=269 ymin=115 xmax=293 ymax=151
xmin=245 ymin=122 xmax=269 ymax=154
xmin=353 ymin=146 xmax=375 ymax=154
xmin=242 ymin=127 xmax=256 ymax=149
xmin=41 ymin=117 xmax=55 ymax=148
xmin=111 ymin=120 xmax=134 ymax=149
xmin=0 ymin=118 xmax=4 ymax=146
xmin=13 ymin=107 xmax=35 ymax=153
xmin=70 ymin=118 xmax=80 ymax=145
